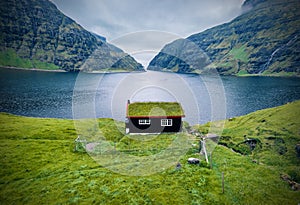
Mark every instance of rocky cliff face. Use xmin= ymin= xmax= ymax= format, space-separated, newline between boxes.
xmin=0 ymin=0 xmax=143 ymax=71
xmin=148 ymin=39 xmax=211 ymax=73
xmin=148 ymin=0 xmax=300 ymax=76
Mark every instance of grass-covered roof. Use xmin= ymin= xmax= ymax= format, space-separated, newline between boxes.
xmin=127 ymin=102 xmax=184 ymax=117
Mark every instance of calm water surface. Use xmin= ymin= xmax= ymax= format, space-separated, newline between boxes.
xmin=1 ymin=67 xmax=300 ymax=125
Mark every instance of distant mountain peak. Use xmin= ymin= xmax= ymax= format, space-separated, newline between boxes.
xmin=0 ymin=0 xmax=143 ymax=72
xmin=91 ymin=32 xmax=106 ymax=42
xmin=242 ymin=0 xmax=267 ymax=11
xmin=148 ymin=0 xmax=300 ymax=76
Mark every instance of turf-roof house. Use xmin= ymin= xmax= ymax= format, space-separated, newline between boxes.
xmin=125 ymin=101 xmax=185 ymax=134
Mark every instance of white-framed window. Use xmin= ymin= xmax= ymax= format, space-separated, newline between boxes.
xmin=161 ymin=119 xmax=172 ymax=126
xmin=139 ymin=119 xmax=151 ymax=125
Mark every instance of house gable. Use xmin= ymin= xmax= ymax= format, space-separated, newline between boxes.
xmin=126 ymin=101 xmax=185 ymax=134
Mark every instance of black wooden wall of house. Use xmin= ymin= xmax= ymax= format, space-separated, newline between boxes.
xmin=126 ymin=117 xmax=182 ymax=134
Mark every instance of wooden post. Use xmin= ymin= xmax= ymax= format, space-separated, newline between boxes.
xmin=210 ymin=152 xmax=212 ymax=169
xmin=202 ymin=139 xmax=208 ymax=163
xmin=222 ymin=172 xmax=224 ymax=193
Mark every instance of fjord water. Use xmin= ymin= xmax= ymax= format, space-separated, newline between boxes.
xmin=1 ymin=67 xmax=300 ymax=125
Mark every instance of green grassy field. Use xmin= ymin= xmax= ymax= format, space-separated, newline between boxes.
xmin=0 ymin=49 xmax=60 ymax=71
xmin=0 ymin=101 xmax=300 ymax=204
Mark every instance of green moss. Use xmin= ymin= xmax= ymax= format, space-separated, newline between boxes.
xmin=128 ymin=102 xmax=184 ymax=117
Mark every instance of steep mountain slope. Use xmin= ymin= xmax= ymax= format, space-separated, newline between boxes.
xmin=0 ymin=0 xmax=143 ymax=72
xmin=148 ymin=0 xmax=300 ymax=76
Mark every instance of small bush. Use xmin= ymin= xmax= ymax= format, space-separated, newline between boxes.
xmin=233 ymin=144 xmax=251 ymax=155
xmin=200 ymin=160 xmax=210 ymax=168
xmin=74 ymin=142 xmax=86 ymax=153
xmin=288 ymin=170 xmax=300 ymax=183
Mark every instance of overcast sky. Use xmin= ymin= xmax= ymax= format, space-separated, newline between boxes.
xmin=51 ymin=0 xmax=245 ymax=67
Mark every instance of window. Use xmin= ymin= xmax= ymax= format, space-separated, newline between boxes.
xmin=161 ymin=119 xmax=172 ymax=126
xmin=139 ymin=119 xmax=151 ymax=125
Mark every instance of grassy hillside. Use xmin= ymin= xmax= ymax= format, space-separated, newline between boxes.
xmin=0 ymin=0 xmax=143 ymax=72
xmin=148 ymin=0 xmax=300 ymax=76
xmin=0 ymin=101 xmax=300 ymax=204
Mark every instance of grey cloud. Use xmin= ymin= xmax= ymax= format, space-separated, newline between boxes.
xmin=51 ymin=0 xmax=244 ymax=66
xmin=52 ymin=0 xmax=244 ymax=39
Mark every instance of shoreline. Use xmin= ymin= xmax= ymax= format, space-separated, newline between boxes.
xmin=0 ymin=66 xmax=146 ymax=74
xmin=83 ymin=70 xmax=146 ymax=74
xmin=0 ymin=66 xmax=67 ymax=73
xmin=148 ymin=69 xmax=300 ymax=78
xmin=2 ymin=66 xmax=298 ymax=77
